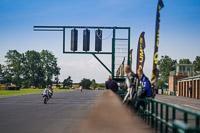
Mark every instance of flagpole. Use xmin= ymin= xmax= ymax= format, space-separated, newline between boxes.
xmin=136 ymin=32 xmax=145 ymax=72
xmin=151 ymin=0 xmax=164 ymax=85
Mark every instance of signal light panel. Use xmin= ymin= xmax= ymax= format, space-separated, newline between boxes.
xmin=83 ymin=29 xmax=90 ymax=51
xmin=95 ymin=29 xmax=102 ymax=52
xmin=71 ymin=28 xmax=78 ymax=51
xmin=70 ymin=29 xmax=103 ymax=52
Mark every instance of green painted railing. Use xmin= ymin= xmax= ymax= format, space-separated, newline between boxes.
xmin=117 ymin=90 xmax=200 ymax=133
xmin=172 ymin=120 xmax=200 ymax=133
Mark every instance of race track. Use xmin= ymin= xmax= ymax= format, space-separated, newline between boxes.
xmin=0 ymin=90 xmax=103 ymax=133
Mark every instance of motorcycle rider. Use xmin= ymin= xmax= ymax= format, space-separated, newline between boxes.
xmin=48 ymin=85 xmax=53 ymax=97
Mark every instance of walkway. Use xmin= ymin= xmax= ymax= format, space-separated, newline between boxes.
xmin=75 ymin=90 xmax=155 ymax=133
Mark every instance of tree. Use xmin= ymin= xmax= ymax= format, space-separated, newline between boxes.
xmin=79 ymin=78 xmax=92 ymax=89
xmin=0 ymin=64 xmax=5 ymax=84
xmin=54 ymin=75 xmax=59 ymax=84
xmin=193 ymin=56 xmax=200 ymax=74
xmin=63 ymin=76 xmax=73 ymax=88
xmin=3 ymin=66 xmax=12 ymax=84
xmin=22 ymin=50 xmax=42 ymax=88
xmin=97 ymin=83 xmax=106 ymax=89
xmin=4 ymin=50 xmax=60 ymax=88
xmin=91 ymin=79 xmax=97 ymax=90
xmin=5 ymin=50 xmax=23 ymax=87
xmin=156 ymin=55 xmax=177 ymax=89
xmin=155 ymin=78 xmax=166 ymax=89
xmin=40 ymin=50 xmax=60 ymax=85
xmin=179 ymin=59 xmax=192 ymax=64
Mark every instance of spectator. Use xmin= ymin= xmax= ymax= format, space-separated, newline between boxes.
xmin=105 ymin=75 xmax=119 ymax=93
xmin=134 ymin=68 xmax=152 ymax=111
xmin=123 ymin=65 xmax=139 ymax=104
xmin=189 ymin=86 xmax=192 ymax=98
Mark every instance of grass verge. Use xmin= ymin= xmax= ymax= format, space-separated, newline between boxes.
xmin=0 ymin=88 xmax=71 ymax=97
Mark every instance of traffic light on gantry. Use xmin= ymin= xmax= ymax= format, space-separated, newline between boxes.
xmin=95 ymin=29 xmax=102 ymax=52
xmin=71 ymin=28 xmax=78 ymax=51
xmin=83 ymin=29 xmax=90 ymax=52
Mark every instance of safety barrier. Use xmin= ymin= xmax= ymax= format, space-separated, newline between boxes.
xmin=138 ymin=98 xmax=200 ymax=133
xmin=172 ymin=120 xmax=200 ymax=133
xmin=118 ymin=90 xmax=200 ymax=133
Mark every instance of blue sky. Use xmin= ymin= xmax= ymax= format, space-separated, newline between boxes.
xmin=1 ymin=0 xmax=200 ymax=83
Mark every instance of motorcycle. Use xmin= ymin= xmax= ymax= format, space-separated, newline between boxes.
xmin=41 ymin=89 xmax=49 ymax=104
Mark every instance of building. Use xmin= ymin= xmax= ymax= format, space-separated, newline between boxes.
xmin=52 ymin=84 xmax=63 ymax=89
xmin=169 ymin=73 xmax=187 ymax=93
xmin=177 ymin=75 xmax=200 ymax=99
xmin=176 ymin=64 xmax=194 ymax=76
xmin=168 ymin=64 xmax=194 ymax=93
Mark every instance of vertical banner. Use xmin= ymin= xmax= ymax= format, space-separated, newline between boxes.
xmin=129 ymin=49 xmax=133 ymax=67
xmin=151 ymin=0 xmax=164 ymax=84
xmin=136 ymin=32 xmax=145 ymax=71
xmin=121 ymin=57 xmax=125 ymax=77
xmin=116 ymin=65 xmax=121 ymax=77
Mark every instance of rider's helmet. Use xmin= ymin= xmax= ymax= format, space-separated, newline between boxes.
xmin=48 ymin=85 xmax=52 ymax=89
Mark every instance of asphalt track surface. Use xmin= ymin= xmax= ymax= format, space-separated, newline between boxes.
xmin=155 ymin=94 xmax=200 ymax=131
xmin=156 ymin=94 xmax=200 ymax=112
xmin=0 ymin=90 xmax=103 ymax=133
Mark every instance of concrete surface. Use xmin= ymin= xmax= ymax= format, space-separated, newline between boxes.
xmin=75 ymin=90 xmax=155 ymax=133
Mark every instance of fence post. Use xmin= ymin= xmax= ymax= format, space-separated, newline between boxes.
xmin=151 ymin=100 xmax=154 ymax=128
xmin=156 ymin=102 xmax=158 ymax=131
xmin=184 ymin=112 xmax=188 ymax=124
xmin=148 ymin=100 xmax=150 ymax=125
xmin=144 ymin=100 xmax=147 ymax=122
xmin=165 ymin=106 xmax=169 ymax=133
xmin=160 ymin=104 xmax=163 ymax=132
xmin=172 ymin=107 xmax=176 ymax=121
xmin=196 ymin=117 xmax=199 ymax=128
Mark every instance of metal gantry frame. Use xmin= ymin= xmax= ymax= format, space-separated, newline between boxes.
xmin=33 ymin=26 xmax=131 ymax=82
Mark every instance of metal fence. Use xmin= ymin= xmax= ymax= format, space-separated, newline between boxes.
xmin=118 ymin=91 xmax=200 ymax=133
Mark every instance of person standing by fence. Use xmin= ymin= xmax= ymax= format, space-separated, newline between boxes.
xmin=123 ymin=65 xmax=139 ymax=105
xmin=134 ymin=68 xmax=152 ymax=111
xmin=105 ymin=75 xmax=119 ymax=93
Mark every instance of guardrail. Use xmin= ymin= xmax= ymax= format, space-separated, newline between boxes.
xmin=118 ymin=90 xmax=200 ymax=133
xmin=172 ymin=120 xmax=200 ymax=133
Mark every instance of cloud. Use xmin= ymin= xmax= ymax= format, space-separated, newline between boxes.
xmin=58 ymin=57 xmax=111 ymax=83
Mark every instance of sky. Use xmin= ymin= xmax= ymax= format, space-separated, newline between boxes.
xmin=1 ymin=0 xmax=200 ymax=83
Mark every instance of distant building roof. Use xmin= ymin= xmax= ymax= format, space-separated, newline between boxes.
xmin=178 ymin=75 xmax=200 ymax=82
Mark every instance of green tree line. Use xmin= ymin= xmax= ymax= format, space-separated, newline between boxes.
xmin=0 ymin=50 xmax=60 ymax=88
xmin=78 ymin=78 xmax=105 ymax=89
